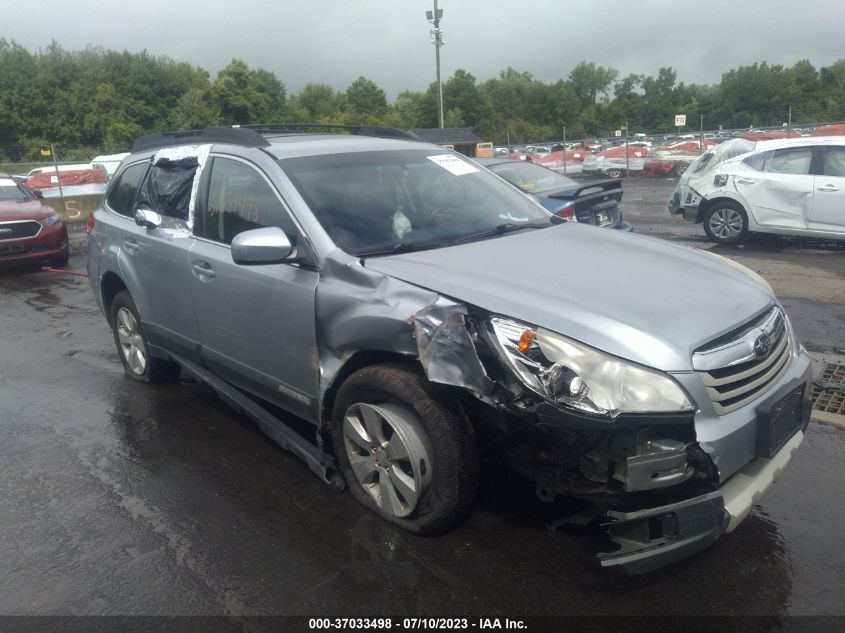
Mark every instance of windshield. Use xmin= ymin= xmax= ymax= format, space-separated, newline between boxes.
xmin=0 ymin=178 xmax=31 ymax=201
xmin=488 ymin=161 xmax=578 ymax=194
xmin=280 ymin=150 xmax=552 ymax=256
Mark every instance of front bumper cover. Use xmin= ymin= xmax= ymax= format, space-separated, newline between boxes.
xmin=598 ymin=427 xmax=805 ymax=574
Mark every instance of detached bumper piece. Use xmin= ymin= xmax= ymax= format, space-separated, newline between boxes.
xmin=598 ymin=491 xmax=727 ymax=574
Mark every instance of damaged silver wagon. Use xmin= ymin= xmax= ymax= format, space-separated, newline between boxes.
xmin=88 ymin=125 xmax=812 ymax=573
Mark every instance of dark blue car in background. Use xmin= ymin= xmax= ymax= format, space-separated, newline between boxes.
xmin=477 ymin=157 xmax=632 ymax=231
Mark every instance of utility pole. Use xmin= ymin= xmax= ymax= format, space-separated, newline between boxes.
xmin=426 ymin=1 xmax=445 ymax=129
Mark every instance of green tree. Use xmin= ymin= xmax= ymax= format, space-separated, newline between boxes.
xmin=298 ymin=83 xmax=339 ymax=120
xmin=344 ymin=76 xmax=388 ymax=120
xmin=569 ymin=62 xmax=618 ymax=107
xmin=211 ymin=59 xmax=286 ymax=124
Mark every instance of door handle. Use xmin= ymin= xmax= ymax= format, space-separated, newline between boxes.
xmin=123 ymin=238 xmax=140 ymax=252
xmin=817 ymin=184 xmax=839 ymax=192
xmin=736 ymin=178 xmax=756 ymax=185
xmin=191 ymin=261 xmax=216 ymax=280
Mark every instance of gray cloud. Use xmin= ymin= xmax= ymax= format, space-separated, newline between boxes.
xmin=7 ymin=0 xmax=843 ymax=98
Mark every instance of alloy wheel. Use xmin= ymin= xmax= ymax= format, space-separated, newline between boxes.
xmin=342 ymin=402 xmax=433 ymax=518
xmin=708 ymin=207 xmax=744 ymax=239
xmin=115 ymin=306 xmax=147 ymax=375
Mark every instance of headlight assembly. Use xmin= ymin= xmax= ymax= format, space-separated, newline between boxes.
xmin=41 ymin=213 xmax=62 ymax=226
xmin=488 ymin=317 xmax=694 ymax=419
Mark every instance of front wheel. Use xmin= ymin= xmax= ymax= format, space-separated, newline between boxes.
xmin=331 ymin=364 xmax=478 ymax=535
xmin=109 ymin=291 xmax=179 ymax=383
xmin=605 ymin=168 xmax=621 ymax=178
xmin=703 ymin=201 xmax=749 ymax=244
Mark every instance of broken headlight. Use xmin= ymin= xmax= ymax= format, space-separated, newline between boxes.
xmin=488 ymin=317 xmax=694 ymax=418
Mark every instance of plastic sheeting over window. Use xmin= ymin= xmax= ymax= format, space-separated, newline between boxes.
xmin=137 ymin=155 xmax=198 ymax=221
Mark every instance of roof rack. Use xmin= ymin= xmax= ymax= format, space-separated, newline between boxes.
xmin=131 ymin=127 xmax=271 ymax=152
xmin=131 ymin=123 xmax=420 ymax=153
xmin=238 ymin=123 xmax=420 ymax=141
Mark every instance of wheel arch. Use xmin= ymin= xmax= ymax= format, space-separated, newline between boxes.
xmin=319 ymin=350 xmax=423 ymax=439
xmin=101 ymin=271 xmax=128 ymax=328
xmin=698 ymin=195 xmax=749 ymax=224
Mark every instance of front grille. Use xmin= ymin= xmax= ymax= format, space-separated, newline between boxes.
xmin=0 ymin=220 xmax=41 ymax=240
xmin=693 ymin=308 xmax=792 ymax=415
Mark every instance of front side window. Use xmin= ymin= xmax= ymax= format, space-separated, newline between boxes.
xmin=106 ymin=162 xmax=148 ymax=216
xmin=822 ymin=147 xmax=845 ymax=178
xmin=196 ymin=157 xmax=297 ymax=245
xmin=280 ymin=150 xmax=551 ymax=256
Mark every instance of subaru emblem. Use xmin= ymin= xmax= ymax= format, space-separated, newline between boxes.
xmin=753 ymin=333 xmax=772 ymax=358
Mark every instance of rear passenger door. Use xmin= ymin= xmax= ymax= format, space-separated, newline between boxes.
xmin=735 ymin=146 xmax=815 ymax=230
xmin=189 ymin=155 xmax=320 ymax=421
xmin=117 ymin=157 xmax=200 ymax=360
xmin=808 ymin=146 xmax=845 ymax=233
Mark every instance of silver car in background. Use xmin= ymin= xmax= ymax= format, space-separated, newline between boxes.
xmin=88 ymin=125 xmax=813 ymax=573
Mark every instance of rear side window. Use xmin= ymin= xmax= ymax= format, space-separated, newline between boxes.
xmin=137 ymin=157 xmax=198 ymax=221
xmin=196 ymin=157 xmax=297 ymax=245
xmin=765 ymin=147 xmax=813 ymax=175
xmin=106 ymin=162 xmax=148 ymax=217
xmin=742 ymin=151 xmax=770 ymax=171
xmin=822 ymin=147 xmax=845 ymax=177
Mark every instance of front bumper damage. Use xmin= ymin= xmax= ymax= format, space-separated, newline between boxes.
xmin=407 ymin=301 xmax=812 ymax=573
xmin=598 ymin=429 xmax=804 ymax=573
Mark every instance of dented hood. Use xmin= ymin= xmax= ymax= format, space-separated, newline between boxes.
xmin=364 ymin=223 xmax=774 ymax=371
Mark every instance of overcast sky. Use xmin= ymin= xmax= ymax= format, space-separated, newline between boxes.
xmin=7 ymin=0 xmax=843 ymax=99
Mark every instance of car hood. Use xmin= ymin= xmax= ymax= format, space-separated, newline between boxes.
xmin=0 ymin=199 xmax=52 ymax=220
xmin=364 ymin=223 xmax=774 ymax=371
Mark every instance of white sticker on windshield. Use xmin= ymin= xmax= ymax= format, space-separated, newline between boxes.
xmin=427 ymin=154 xmax=479 ymax=176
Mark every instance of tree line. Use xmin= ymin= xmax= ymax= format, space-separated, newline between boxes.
xmin=1 ymin=39 xmax=844 ymax=162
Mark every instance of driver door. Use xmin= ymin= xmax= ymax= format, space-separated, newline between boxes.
xmin=189 ymin=155 xmax=321 ymax=421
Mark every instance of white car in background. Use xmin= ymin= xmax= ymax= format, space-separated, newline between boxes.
xmin=667 ymin=136 xmax=845 ymax=243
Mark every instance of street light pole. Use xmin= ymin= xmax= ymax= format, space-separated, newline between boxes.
xmin=426 ymin=1 xmax=445 ymax=128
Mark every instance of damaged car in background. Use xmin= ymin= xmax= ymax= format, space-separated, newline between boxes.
xmin=88 ymin=125 xmax=812 ymax=573
xmin=667 ymin=136 xmax=845 ymax=243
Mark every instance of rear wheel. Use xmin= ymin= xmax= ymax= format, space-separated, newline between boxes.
xmin=606 ymin=168 xmax=621 ymax=178
xmin=332 ymin=364 xmax=478 ymax=534
xmin=110 ymin=291 xmax=179 ymax=383
xmin=703 ymin=201 xmax=749 ymax=244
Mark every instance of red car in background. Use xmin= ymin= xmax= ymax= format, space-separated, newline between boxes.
xmin=0 ymin=175 xmax=69 ymax=267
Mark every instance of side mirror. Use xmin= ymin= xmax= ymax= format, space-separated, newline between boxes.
xmin=135 ymin=207 xmax=162 ymax=229
xmin=231 ymin=226 xmax=294 ymax=265
xmin=32 ymin=189 xmax=44 ymax=199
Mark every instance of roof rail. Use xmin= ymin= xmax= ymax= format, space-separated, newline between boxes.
xmin=131 ymin=127 xmax=271 ymax=152
xmin=239 ymin=123 xmax=420 ymax=141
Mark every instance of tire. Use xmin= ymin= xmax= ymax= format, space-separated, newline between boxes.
xmin=331 ymin=364 xmax=478 ymax=535
xmin=703 ymin=201 xmax=749 ymax=244
xmin=109 ymin=290 xmax=179 ymax=383
xmin=605 ymin=168 xmax=621 ymax=178
xmin=671 ymin=163 xmax=688 ymax=177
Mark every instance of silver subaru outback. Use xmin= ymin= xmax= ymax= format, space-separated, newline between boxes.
xmin=88 ymin=125 xmax=812 ymax=573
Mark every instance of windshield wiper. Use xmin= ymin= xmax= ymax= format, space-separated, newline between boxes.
xmin=450 ymin=219 xmax=555 ymax=245
xmin=357 ymin=239 xmax=451 ymax=257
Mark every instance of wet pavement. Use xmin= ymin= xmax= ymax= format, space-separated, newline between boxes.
xmin=2 ymin=194 xmax=845 ymax=617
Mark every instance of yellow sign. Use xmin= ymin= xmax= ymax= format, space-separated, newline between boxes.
xmin=40 ymin=147 xmax=52 ymax=157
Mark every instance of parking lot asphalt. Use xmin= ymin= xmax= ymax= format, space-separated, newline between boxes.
xmin=2 ymin=178 xmax=844 ymax=618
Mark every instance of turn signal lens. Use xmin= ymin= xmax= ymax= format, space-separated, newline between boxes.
xmin=517 ymin=330 xmax=537 ymax=354
xmin=86 ymin=212 xmax=95 ymax=234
